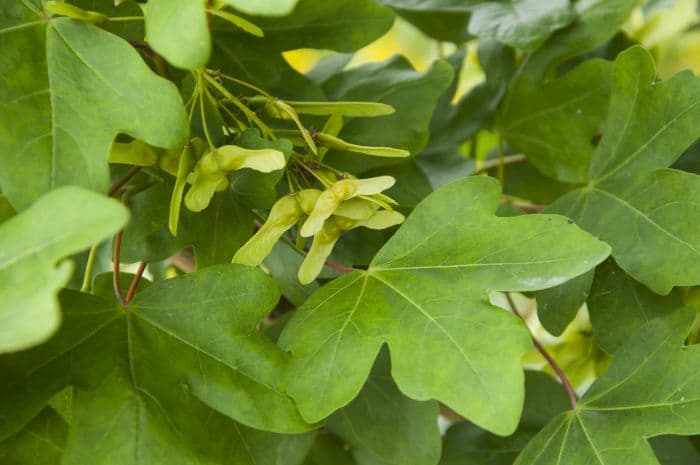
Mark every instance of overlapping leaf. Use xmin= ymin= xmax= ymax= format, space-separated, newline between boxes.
xmin=327 ymin=349 xmax=441 ymax=465
xmin=120 ymin=180 xmax=253 ymax=267
xmin=550 ymin=46 xmax=700 ymax=294
xmin=144 ymin=0 xmax=211 ymax=69
xmin=439 ymin=371 xmax=571 ymax=465
xmin=323 ymin=56 xmax=453 ymax=173
xmin=279 ymin=176 xmax=610 ymax=435
xmin=588 ymin=260 xmax=682 ymax=353
xmin=514 ymin=308 xmax=700 ymax=464
xmin=222 ymin=0 xmax=300 ymax=17
xmin=511 ymin=0 xmax=637 ymax=79
xmin=467 ymin=0 xmax=575 ymax=52
xmin=380 ymin=0 xmax=575 ymax=50
xmin=235 ymin=0 xmax=394 ymax=52
xmin=535 ymin=270 xmax=594 ymax=336
xmin=0 ymin=407 xmax=67 ymax=465
xmin=147 ymin=0 xmax=391 ymax=70
xmin=0 ymin=265 xmax=314 ymax=464
xmin=0 ymin=3 xmax=188 ymax=210
xmin=0 ymin=187 xmax=128 ymax=353
xmin=500 ymin=59 xmax=613 ymax=183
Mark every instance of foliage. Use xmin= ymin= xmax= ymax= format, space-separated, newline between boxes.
xmin=1 ymin=0 xmax=699 ymax=464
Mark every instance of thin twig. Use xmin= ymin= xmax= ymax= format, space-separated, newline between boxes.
xmin=105 ymin=166 xmax=144 ymax=304
xmin=472 ymin=154 xmax=526 ymax=175
xmin=125 ymin=262 xmax=148 ymax=304
xmin=323 ymin=259 xmax=355 ymax=274
xmin=113 ymin=230 xmax=128 ymax=306
xmin=505 ymin=293 xmax=578 ymax=409
xmin=107 ymin=166 xmax=142 ymax=197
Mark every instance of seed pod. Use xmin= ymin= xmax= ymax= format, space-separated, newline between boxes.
xmin=300 ymin=176 xmax=396 ymax=237
xmin=333 ymin=198 xmax=379 ymax=220
xmin=316 ymin=132 xmax=409 ymax=158
xmin=318 ymin=114 xmax=344 ymax=160
xmin=184 ymin=145 xmax=285 ymax=212
xmin=298 ymin=220 xmax=343 ymax=285
xmin=296 ymin=189 xmax=323 ymax=215
xmin=184 ymin=154 xmax=226 ymax=213
xmin=207 ymin=9 xmax=263 ymax=37
xmin=108 ymin=140 xmax=159 ymax=166
xmin=168 ymin=145 xmax=194 ymax=236
xmin=354 ymin=210 xmax=405 ymax=230
xmin=233 ymin=196 xmax=303 ymax=267
xmin=216 ymin=145 xmax=286 ymax=173
xmin=285 ymin=101 xmax=395 ymax=117
xmin=265 ymin=99 xmax=317 ymax=155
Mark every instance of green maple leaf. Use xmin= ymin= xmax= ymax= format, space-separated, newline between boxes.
xmin=379 ymin=0 xmax=576 ymax=50
xmin=221 ymin=0 xmax=300 ymax=17
xmin=588 ymin=260 xmax=682 ymax=354
xmin=550 ymin=46 xmax=700 ymax=294
xmin=500 ymin=59 xmax=613 ymax=183
xmin=279 ymin=176 xmax=611 ymax=435
xmin=322 ymin=56 xmax=453 ymax=173
xmin=0 ymin=407 xmax=67 ymax=465
xmin=0 ymin=265 xmax=314 ymax=464
xmin=327 ymin=349 xmax=441 ymax=465
xmin=514 ymin=308 xmax=700 ymax=464
xmin=513 ymin=0 xmax=637 ymax=79
xmin=119 ymin=179 xmax=253 ymax=267
xmin=0 ymin=187 xmax=128 ymax=353
xmin=535 ymin=270 xmax=594 ymax=336
xmin=144 ymin=0 xmax=211 ymax=70
xmin=302 ymin=434 xmax=356 ymax=465
xmin=439 ymin=371 xmax=571 ymax=465
xmin=467 ymin=0 xmax=575 ymax=52
xmin=0 ymin=3 xmax=188 ymax=211
xmin=235 ymin=0 xmax=395 ymax=52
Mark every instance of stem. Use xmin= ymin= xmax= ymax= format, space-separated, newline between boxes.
xmin=497 ymin=137 xmax=506 ymax=184
xmin=323 ymin=259 xmax=355 ymax=274
xmin=108 ymin=166 xmax=142 ymax=197
xmin=208 ymin=70 xmax=272 ymax=98
xmin=125 ymin=262 xmax=148 ymax=303
xmin=113 ymin=230 xmax=128 ymax=307
xmin=294 ymin=159 xmax=330 ymax=187
xmin=505 ymin=293 xmax=578 ymax=409
xmin=108 ymin=16 xmax=143 ymax=22
xmin=80 ymin=243 xmax=99 ymax=292
xmin=472 ymin=154 xmax=526 ymax=175
xmin=202 ymin=73 xmax=275 ymax=139
xmin=198 ymin=73 xmax=216 ymax=150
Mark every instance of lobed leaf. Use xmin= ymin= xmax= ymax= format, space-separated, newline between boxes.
xmin=515 ymin=308 xmax=700 ymax=465
xmin=0 ymin=265 xmax=314 ymax=464
xmin=280 ymin=176 xmax=610 ymax=435
xmin=0 ymin=8 xmax=188 ymax=210
xmin=0 ymin=187 xmax=128 ymax=353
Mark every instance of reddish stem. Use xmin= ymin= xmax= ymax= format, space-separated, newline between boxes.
xmin=125 ymin=262 xmax=148 ymax=304
xmin=112 ymin=230 xmax=128 ymax=307
xmin=506 ymin=293 xmax=578 ymax=409
xmin=324 ymin=259 xmax=355 ymax=274
xmin=107 ymin=166 xmax=141 ymax=197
